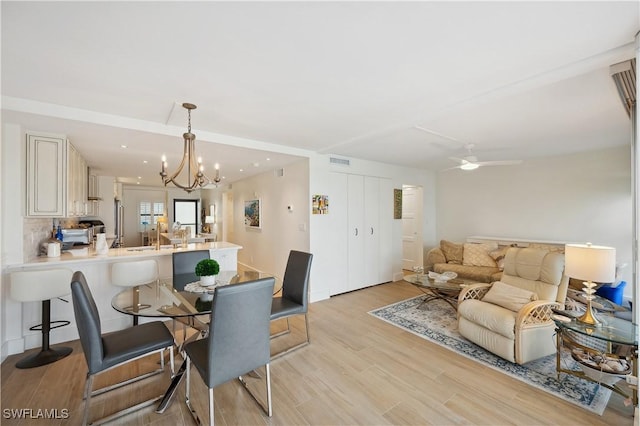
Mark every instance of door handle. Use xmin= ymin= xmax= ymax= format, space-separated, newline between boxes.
xmin=355 ymin=228 xmax=358 ymax=236
xmin=371 ymin=227 xmax=374 ymax=235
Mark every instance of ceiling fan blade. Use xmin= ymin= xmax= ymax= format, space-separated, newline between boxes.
xmin=475 ymin=160 xmax=523 ymax=167
xmin=448 ymin=156 xmax=466 ymax=163
xmin=413 ymin=126 xmax=462 ymax=144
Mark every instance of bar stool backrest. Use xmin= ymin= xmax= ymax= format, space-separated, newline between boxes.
xmin=112 ymin=260 xmax=159 ymax=287
xmin=10 ymin=269 xmax=73 ymax=302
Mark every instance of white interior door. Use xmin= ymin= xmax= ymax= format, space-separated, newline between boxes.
xmin=364 ymin=176 xmax=380 ymax=287
xmin=347 ymin=175 xmax=365 ymax=292
xmin=402 ymin=185 xmax=424 ymax=270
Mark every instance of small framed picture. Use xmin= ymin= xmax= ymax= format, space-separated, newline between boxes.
xmin=394 ymin=189 xmax=402 ymax=219
xmin=312 ymin=195 xmax=329 ymax=214
xmin=244 ymin=199 xmax=261 ymax=228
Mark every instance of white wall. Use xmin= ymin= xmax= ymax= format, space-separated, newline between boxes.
xmin=229 ymin=159 xmax=311 ymax=281
xmin=435 ymin=145 xmax=633 ymax=299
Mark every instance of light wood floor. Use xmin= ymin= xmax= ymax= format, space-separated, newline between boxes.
xmin=1 ymin=280 xmax=634 ymax=425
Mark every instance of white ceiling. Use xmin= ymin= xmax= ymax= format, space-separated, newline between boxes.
xmin=2 ymin=1 xmax=638 ymax=187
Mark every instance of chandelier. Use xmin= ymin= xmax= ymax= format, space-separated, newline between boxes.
xmin=160 ymin=102 xmax=221 ymax=192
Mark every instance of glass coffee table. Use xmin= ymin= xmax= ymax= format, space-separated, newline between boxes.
xmin=403 ymin=273 xmax=476 ymax=310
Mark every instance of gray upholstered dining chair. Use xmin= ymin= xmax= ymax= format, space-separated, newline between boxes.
xmin=183 ymin=277 xmax=275 ymax=426
xmin=70 ymin=271 xmax=175 ymax=426
xmin=172 ymin=249 xmax=210 ymax=291
xmin=172 ymin=249 xmax=211 ymax=340
xmin=270 ymin=250 xmax=313 ymax=359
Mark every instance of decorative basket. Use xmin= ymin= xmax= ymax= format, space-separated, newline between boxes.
xmin=571 ymin=350 xmax=630 ymax=386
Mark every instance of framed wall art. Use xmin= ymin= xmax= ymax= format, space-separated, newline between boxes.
xmin=312 ymin=195 xmax=329 ymax=214
xmin=393 ymin=188 xmax=402 ymax=219
xmin=244 ymin=199 xmax=261 ymax=228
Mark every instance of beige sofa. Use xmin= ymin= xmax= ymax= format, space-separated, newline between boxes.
xmin=425 ymin=240 xmax=504 ymax=283
xmin=426 ymin=238 xmax=568 ymax=284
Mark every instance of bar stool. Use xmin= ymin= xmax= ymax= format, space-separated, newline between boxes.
xmin=111 ymin=260 xmax=158 ymax=325
xmin=9 ymin=268 xmax=74 ymax=369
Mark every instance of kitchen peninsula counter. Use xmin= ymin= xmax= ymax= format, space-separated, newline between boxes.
xmin=6 ymin=241 xmax=242 ymax=270
xmin=3 ymin=242 xmax=242 ymax=357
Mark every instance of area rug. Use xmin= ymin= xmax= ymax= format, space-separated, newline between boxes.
xmin=369 ymin=295 xmax=612 ymax=415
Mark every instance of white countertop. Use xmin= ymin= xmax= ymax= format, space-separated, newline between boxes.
xmin=6 ymin=241 xmax=242 ymax=270
xmin=160 ymin=233 xmax=210 ymax=244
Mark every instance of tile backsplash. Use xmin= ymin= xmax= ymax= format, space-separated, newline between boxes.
xmin=23 ymin=218 xmax=54 ymax=260
xmin=23 ymin=218 xmax=79 ymax=260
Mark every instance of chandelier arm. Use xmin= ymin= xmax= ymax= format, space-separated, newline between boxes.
xmin=164 ymin=140 xmax=190 ymax=184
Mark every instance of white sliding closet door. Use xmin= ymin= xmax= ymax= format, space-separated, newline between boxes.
xmin=347 ymin=174 xmax=365 ymax=292
xmin=363 ymin=176 xmax=380 ymax=287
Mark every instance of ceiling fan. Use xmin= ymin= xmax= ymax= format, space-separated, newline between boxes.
xmin=413 ymin=125 xmax=523 ymax=170
xmin=446 ymin=143 xmax=523 ymax=171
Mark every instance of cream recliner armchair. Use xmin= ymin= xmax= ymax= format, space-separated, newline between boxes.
xmin=457 ymin=247 xmax=568 ymax=365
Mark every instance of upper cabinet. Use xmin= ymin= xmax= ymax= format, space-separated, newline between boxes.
xmin=67 ymin=142 xmax=88 ymax=217
xmin=85 ymin=170 xmax=102 ymax=216
xmin=26 ymin=132 xmax=89 ymax=218
xmin=26 ymin=133 xmax=67 ymax=217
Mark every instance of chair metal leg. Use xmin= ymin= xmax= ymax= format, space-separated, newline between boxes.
xmin=209 ymin=387 xmax=215 ymax=426
xmin=270 ymin=313 xmax=310 ymax=359
xmin=81 ymin=346 xmax=174 ymax=425
xmin=265 ymin=364 xmax=272 ymax=417
xmin=185 ymin=358 xmax=204 ymax=425
xmin=270 ymin=317 xmax=292 ymax=339
xmin=238 ymin=364 xmax=272 ymax=417
xmin=89 ymin=347 xmax=173 ymax=398
xmin=82 ymin=374 xmax=94 ymax=426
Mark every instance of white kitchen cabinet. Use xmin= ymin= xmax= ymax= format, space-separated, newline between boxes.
xmin=86 ymin=173 xmax=100 ymax=216
xmin=26 ymin=133 xmax=67 ymax=217
xmin=26 ymin=133 xmax=89 ymax=218
xmin=67 ymin=143 xmax=88 ymax=217
xmin=338 ymin=173 xmax=393 ymax=294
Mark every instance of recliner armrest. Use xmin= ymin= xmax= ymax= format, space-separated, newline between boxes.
xmin=458 ymin=283 xmax=492 ymax=304
xmin=515 ymin=300 xmax=561 ymax=328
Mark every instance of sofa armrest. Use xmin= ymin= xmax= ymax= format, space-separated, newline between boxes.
xmin=515 ymin=300 xmax=561 ymax=328
xmin=458 ymin=283 xmax=492 ymax=303
xmin=425 ymin=247 xmax=446 ymax=270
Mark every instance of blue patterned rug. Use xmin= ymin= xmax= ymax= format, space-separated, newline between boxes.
xmin=369 ymin=295 xmax=611 ymax=415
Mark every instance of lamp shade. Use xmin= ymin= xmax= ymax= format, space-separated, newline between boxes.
xmin=564 ymin=243 xmax=616 ymax=283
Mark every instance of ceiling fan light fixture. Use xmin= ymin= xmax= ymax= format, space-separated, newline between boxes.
xmin=460 ymin=161 xmax=479 ymax=171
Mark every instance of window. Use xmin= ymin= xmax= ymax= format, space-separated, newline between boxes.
xmin=139 ymin=201 xmax=165 ymax=229
xmin=174 ymin=199 xmax=199 ymax=236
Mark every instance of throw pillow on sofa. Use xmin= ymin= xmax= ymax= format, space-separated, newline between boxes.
xmin=440 ymin=240 xmax=463 ymax=264
xmin=482 ymin=281 xmax=538 ymax=312
xmin=462 ymin=242 xmax=498 ymax=267
xmin=489 ymin=246 xmax=511 ymax=271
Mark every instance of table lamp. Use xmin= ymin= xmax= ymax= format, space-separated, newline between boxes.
xmin=564 ymin=243 xmax=616 ymax=326
xmin=204 ymin=215 xmax=215 ymax=233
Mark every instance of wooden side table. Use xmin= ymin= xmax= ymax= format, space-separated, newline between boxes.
xmin=554 ymin=313 xmax=637 ymax=405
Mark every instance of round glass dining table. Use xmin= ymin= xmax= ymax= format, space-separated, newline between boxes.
xmin=111 ymin=269 xmax=281 ymax=318
xmin=110 ymin=269 xmax=281 ymax=414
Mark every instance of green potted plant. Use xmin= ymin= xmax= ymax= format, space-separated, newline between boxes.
xmin=195 ymin=258 xmax=220 ymax=287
